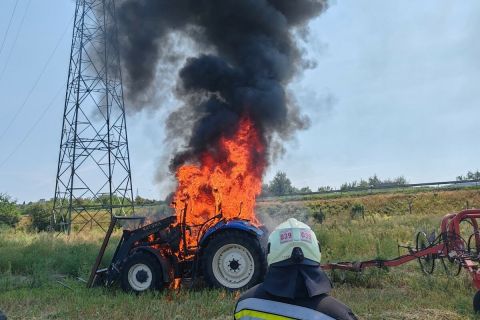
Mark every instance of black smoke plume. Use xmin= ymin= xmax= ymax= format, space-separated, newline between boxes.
xmin=116 ymin=0 xmax=328 ymax=171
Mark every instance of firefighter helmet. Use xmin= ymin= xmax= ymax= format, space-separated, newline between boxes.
xmin=267 ymin=218 xmax=321 ymax=266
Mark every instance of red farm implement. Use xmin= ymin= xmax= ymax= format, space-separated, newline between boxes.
xmin=321 ymin=209 xmax=480 ymax=312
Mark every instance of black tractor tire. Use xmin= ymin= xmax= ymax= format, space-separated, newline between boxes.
xmin=202 ymin=230 xmax=265 ymax=291
xmin=474 ymin=290 xmax=480 ymax=313
xmin=120 ymin=252 xmax=162 ymax=293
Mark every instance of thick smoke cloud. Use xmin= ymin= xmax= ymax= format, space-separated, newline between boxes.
xmin=116 ymin=0 xmax=328 ymax=170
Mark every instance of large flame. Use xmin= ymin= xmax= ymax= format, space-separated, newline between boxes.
xmin=173 ymin=117 xmax=265 ymax=249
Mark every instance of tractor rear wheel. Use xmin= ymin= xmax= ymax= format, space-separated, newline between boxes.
xmin=202 ymin=230 xmax=265 ymax=291
xmin=121 ymin=252 xmax=162 ymax=293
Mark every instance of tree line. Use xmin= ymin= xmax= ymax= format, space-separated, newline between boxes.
xmin=0 ymin=194 xmax=159 ymax=232
xmin=262 ymin=172 xmax=408 ymax=196
xmin=456 ymin=170 xmax=480 ymax=181
xmin=262 ymin=169 xmax=480 ymax=197
xmin=338 ymin=174 xmax=407 ymax=191
xmin=2 ymin=169 xmax=479 ymax=229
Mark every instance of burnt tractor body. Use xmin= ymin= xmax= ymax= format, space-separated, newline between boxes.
xmin=88 ymin=213 xmax=267 ymax=293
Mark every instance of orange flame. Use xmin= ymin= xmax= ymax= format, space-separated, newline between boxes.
xmin=173 ymin=117 xmax=265 ymax=250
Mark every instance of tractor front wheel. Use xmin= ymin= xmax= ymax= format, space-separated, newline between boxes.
xmin=120 ymin=252 xmax=162 ymax=293
xmin=474 ymin=290 xmax=480 ymax=312
xmin=202 ymin=231 xmax=265 ymax=291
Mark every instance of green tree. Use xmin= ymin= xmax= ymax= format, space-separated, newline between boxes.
xmin=0 ymin=194 xmax=20 ymax=227
xmin=268 ymin=171 xmax=293 ymax=196
xmin=340 ymin=181 xmax=358 ymax=191
xmin=358 ymin=179 xmax=369 ymax=188
xmin=317 ymin=186 xmax=332 ymax=192
xmin=456 ymin=170 xmax=480 ymax=181
xmin=135 ymin=195 xmax=146 ymax=206
xmin=261 ymin=184 xmax=271 ymax=197
xmin=368 ymin=174 xmax=381 ymax=187
xmin=394 ymin=176 xmax=407 ymax=185
xmin=25 ymin=203 xmax=52 ymax=232
xmin=299 ymin=186 xmax=312 ymax=193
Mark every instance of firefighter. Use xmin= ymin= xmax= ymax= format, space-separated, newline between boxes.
xmin=234 ymin=218 xmax=357 ymax=320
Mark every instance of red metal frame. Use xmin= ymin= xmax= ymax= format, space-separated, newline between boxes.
xmin=320 ymin=209 xmax=480 ymax=290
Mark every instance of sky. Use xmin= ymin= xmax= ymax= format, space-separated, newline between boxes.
xmin=0 ymin=0 xmax=479 ymax=202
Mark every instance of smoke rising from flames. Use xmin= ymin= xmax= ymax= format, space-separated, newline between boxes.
xmin=115 ymin=0 xmax=328 ymax=229
xmin=117 ymin=0 xmax=328 ymax=166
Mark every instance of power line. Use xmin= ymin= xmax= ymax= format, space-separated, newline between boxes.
xmin=0 ymin=0 xmax=20 ymax=57
xmin=0 ymin=17 xmax=72 ymax=142
xmin=0 ymin=0 xmax=32 ymax=82
xmin=0 ymin=84 xmax=64 ymax=170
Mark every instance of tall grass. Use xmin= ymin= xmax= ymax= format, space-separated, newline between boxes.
xmin=1 ymin=188 xmax=480 ymax=318
xmin=0 ymin=231 xmax=117 ymax=290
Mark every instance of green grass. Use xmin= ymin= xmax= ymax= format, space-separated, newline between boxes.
xmin=0 ymin=272 xmax=473 ymax=320
xmin=0 ymin=286 xmax=237 ymax=320
xmin=1 ymin=188 xmax=480 ymax=319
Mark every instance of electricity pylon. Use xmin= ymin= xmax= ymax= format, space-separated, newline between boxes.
xmin=52 ymin=0 xmax=134 ymax=234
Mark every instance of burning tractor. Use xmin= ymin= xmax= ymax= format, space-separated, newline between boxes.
xmin=87 ymin=119 xmax=269 ymax=292
xmin=87 ymin=204 xmax=267 ymax=292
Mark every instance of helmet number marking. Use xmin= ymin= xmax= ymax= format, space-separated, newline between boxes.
xmin=300 ymin=229 xmax=312 ymax=243
xmin=280 ymin=229 xmax=293 ymax=243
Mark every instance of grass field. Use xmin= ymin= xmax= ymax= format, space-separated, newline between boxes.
xmin=1 ymin=188 xmax=480 ymax=319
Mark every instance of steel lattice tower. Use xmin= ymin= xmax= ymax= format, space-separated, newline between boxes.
xmin=52 ymin=0 xmax=134 ymax=234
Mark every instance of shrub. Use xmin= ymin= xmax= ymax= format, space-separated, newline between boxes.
xmin=312 ymin=208 xmax=326 ymax=224
xmin=25 ymin=203 xmax=52 ymax=232
xmin=350 ymin=202 xmax=365 ymax=220
xmin=0 ymin=194 xmax=20 ymax=227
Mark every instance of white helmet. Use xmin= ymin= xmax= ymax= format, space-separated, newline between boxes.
xmin=267 ymin=218 xmax=321 ymax=266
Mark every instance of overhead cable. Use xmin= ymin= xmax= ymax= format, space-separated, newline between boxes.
xmin=0 ymin=0 xmax=32 ymax=82
xmin=0 ymin=84 xmax=64 ymax=170
xmin=0 ymin=0 xmax=20 ymax=57
xmin=0 ymin=17 xmax=72 ymax=142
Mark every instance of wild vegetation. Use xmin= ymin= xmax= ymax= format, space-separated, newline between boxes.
xmin=457 ymin=170 xmax=480 ymax=182
xmin=1 ymin=188 xmax=480 ymax=319
xmin=0 ymin=194 xmax=20 ymax=227
xmin=263 ymin=170 xmax=480 ymax=196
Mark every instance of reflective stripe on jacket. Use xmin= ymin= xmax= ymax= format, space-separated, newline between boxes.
xmin=234 ymin=298 xmax=335 ymax=320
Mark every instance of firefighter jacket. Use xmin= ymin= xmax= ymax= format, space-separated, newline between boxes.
xmin=234 ymin=283 xmax=357 ymax=320
xmin=234 ymin=263 xmax=357 ymax=320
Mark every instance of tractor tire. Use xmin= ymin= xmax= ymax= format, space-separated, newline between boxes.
xmin=120 ymin=252 xmax=162 ymax=293
xmin=474 ymin=290 xmax=480 ymax=313
xmin=202 ymin=230 xmax=265 ymax=291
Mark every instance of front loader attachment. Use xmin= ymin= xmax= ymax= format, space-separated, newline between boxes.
xmin=86 ymin=215 xmax=145 ymax=288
